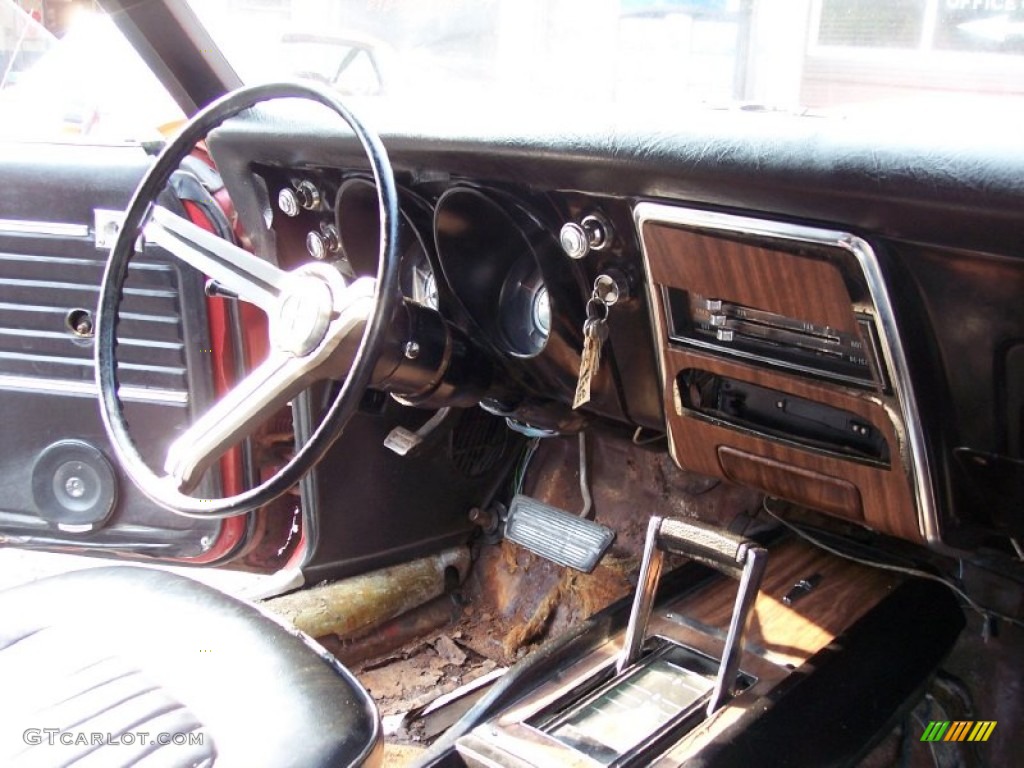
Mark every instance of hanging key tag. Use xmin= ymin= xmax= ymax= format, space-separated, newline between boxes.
xmin=574 ymin=292 xmax=610 ymax=409
xmin=573 ymin=321 xmax=601 ymax=409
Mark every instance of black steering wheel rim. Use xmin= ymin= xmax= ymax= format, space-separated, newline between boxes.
xmin=96 ymin=81 xmax=401 ymax=518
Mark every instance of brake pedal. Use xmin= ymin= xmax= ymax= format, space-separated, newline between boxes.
xmin=504 ymin=494 xmax=615 ymax=573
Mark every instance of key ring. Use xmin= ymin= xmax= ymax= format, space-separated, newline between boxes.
xmin=586 ymin=296 xmax=609 ymax=324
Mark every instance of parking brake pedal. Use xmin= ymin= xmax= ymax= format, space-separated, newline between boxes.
xmin=383 ymin=408 xmax=452 ymax=457
xmin=505 ymin=494 xmax=615 ymax=573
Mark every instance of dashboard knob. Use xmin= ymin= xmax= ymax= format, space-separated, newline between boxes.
xmin=560 ymin=222 xmax=590 ymax=259
xmin=277 ymin=188 xmax=301 ymax=217
xmin=306 ymin=223 xmax=340 ymax=261
xmin=581 ymin=214 xmax=612 ymax=250
xmin=279 ymin=180 xmax=323 ymax=215
xmin=295 ymin=180 xmax=322 ymax=211
xmin=560 ymin=212 xmax=614 ymax=259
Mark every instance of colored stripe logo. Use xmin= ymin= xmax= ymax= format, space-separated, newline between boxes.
xmin=921 ymin=721 xmax=997 ymax=742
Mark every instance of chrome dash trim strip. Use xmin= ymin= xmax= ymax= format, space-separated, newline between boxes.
xmin=0 ymin=374 xmax=188 ymax=405
xmin=0 ymin=218 xmax=90 ymax=238
xmin=633 ymin=202 xmax=939 ymax=546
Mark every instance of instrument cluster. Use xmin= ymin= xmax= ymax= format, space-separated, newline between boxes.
xmin=266 ymin=169 xmax=627 ymax=434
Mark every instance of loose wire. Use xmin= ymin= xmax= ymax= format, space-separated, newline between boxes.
xmin=512 ymin=437 xmax=540 ymax=496
xmin=761 ymin=498 xmax=1024 ymax=629
xmin=578 ymin=431 xmax=592 ymax=519
xmin=632 ymin=427 xmax=666 ymax=446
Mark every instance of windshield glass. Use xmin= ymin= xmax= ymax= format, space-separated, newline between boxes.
xmin=187 ymin=0 xmax=1024 ymax=119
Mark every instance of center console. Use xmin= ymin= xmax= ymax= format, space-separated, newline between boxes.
xmin=444 ymin=526 xmax=962 ymax=768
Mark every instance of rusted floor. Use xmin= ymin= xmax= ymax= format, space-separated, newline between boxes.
xmin=458 ymin=430 xmax=762 ymax=662
xmin=321 ymin=431 xmax=1023 ymax=766
xmin=339 ymin=430 xmax=765 ymax=756
xmin=354 ymin=632 xmax=499 ymax=719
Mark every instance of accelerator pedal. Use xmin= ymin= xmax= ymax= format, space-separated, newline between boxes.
xmin=504 ymin=494 xmax=615 ymax=573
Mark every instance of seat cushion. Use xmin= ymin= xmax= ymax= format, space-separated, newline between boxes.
xmin=0 ymin=567 xmax=382 ymax=768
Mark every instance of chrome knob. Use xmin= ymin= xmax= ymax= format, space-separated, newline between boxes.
xmin=581 ymin=214 xmax=612 ymax=250
xmin=560 ymin=212 xmax=614 ymax=259
xmin=560 ymin=223 xmax=590 ymax=259
xmin=278 ymin=188 xmax=301 ymax=217
xmin=306 ymin=223 xmax=340 ymax=261
xmin=295 ymin=180 xmax=322 ymax=211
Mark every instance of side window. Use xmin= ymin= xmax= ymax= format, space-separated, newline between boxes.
xmin=0 ymin=0 xmax=183 ymax=144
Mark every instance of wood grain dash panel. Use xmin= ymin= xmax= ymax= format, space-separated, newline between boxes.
xmin=663 ymin=347 xmax=921 ymax=541
xmin=678 ymin=538 xmax=898 ymax=668
xmin=718 ymin=446 xmax=863 ymax=521
xmin=643 ymin=222 xmax=858 ymax=333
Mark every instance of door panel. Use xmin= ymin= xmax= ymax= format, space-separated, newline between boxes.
xmin=0 ymin=140 xmax=230 ymax=560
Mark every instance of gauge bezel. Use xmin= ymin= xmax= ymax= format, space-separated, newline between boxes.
xmin=434 ymin=186 xmax=552 ymax=359
xmin=335 ymin=177 xmax=440 ymax=311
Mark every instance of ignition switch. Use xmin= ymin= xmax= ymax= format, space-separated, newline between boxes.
xmin=593 ymin=269 xmax=631 ymax=306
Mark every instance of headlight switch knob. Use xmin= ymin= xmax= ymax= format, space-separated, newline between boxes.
xmin=560 ymin=212 xmax=614 ymax=259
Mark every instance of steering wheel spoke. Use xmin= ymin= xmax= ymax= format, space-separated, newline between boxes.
xmin=96 ymin=82 xmax=401 ymax=517
xmin=145 ymin=205 xmax=285 ymax=312
xmin=165 ymin=352 xmax=310 ymax=492
xmin=165 ymin=274 xmax=377 ymax=492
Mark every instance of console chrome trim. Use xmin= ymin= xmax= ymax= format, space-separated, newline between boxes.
xmin=0 ymin=218 xmax=89 ymax=238
xmin=633 ymin=202 xmax=939 ymax=546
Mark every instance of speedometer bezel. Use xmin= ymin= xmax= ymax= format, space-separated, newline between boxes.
xmin=335 ymin=176 xmax=442 ymax=312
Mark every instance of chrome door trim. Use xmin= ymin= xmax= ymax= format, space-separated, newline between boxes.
xmin=0 ymin=374 xmax=188 ymax=406
xmin=0 ymin=218 xmax=90 ymax=238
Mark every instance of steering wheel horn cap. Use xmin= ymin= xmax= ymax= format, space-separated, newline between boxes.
xmin=271 ymin=274 xmax=335 ymax=357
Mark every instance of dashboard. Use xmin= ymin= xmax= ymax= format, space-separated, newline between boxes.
xmin=207 ymin=102 xmax=1024 ymax=554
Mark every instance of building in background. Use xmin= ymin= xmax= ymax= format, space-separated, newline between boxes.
xmin=23 ymin=0 xmax=98 ymax=37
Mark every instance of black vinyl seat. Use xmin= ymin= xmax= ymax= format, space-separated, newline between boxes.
xmin=0 ymin=567 xmax=382 ymax=768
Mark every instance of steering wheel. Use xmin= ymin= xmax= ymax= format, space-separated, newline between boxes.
xmin=96 ymin=82 xmax=401 ymax=518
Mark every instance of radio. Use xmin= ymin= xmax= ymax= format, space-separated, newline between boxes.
xmin=664 ymin=288 xmax=887 ymax=389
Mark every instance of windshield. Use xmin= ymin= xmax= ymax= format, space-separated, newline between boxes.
xmin=0 ymin=0 xmax=181 ymax=143
xmin=187 ymin=0 xmax=1024 ymax=119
